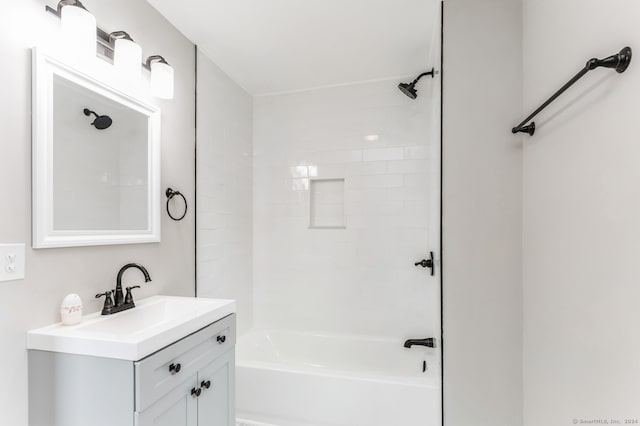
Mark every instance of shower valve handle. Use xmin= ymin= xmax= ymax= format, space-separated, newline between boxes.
xmin=414 ymin=252 xmax=435 ymax=276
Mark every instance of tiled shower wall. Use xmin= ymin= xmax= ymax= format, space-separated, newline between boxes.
xmin=196 ymin=51 xmax=254 ymax=333
xmin=253 ymin=78 xmax=441 ymax=338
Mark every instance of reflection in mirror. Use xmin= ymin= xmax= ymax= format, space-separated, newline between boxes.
xmin=52 ymin=75 xmax=149 ymax=231
xmin=32 ymin=49 xmax=161 ymax=248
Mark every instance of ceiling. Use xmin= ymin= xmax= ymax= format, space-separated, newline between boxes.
xmin=146 ymin=0 xmax=441 ymax=95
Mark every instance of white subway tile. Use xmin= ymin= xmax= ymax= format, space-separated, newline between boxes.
xmin=252 ymin=78 xmax=439 ymax=337
xmin=290 ymin=165 xmax=309 ymax=178
xmin=403 ymin=173 xmax=431 ymax=188
xmin=346 ymin=174 xmax=403 ymax=189
xmin=363 ymin=147 xmax=404 ymax=162
xmin=345 ymin=161 xmax=387 ymax=176
xmin=388 ymin=159 xmax=430 ymax=174
xmin=305 ymin=150 xmax=363 ymax=164
xmin=404 ymin=146 xmax=430 ymax=160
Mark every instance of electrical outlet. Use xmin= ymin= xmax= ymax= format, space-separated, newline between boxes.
xmin=0 ymin=244 xmax=25 ymax=282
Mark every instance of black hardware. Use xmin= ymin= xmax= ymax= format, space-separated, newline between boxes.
xmin=124 ymin=286 xmax=141 ymax=305
xmin=398 ymin=68 xmax=435 ymax=100
xmin=414 ymin=251 xmax=435 ymax=276
xmin=169 ymin=363 xmax=181 ymax=374
xmin=512 ymin=46 xmax=632 ymax=136
xmin=423 ymin=360 xmax=427 ymax=373
xmin=98 ymin=264 xmax=151 ymax=315
xmin=404 ymin=338 xmax=437 ymax=349
xmin=95 ymin=291 xmax=114 ymax=315
xmin=191 ymin=387 xmax=201 ymax=397
xmin=217 ymin=335 xmax=226 ymax=344
xmin=166 ymin=188 xmax=188 ymax=221
xmin=83 ymin=108 xmax=112 ymax=130
xmin=201 ymin=380 xmax=211 ymax=390
xmin=115 ymin=264 xmax=151 ymax=306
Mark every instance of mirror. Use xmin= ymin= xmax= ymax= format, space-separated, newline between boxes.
xmin=32 ymin=49 xmax=161 ymax=248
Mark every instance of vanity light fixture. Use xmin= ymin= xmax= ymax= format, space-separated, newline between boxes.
xmin=109 ymin=31 xmax=142 ymax=80
xmin=47 ymin=0 xmax=97 ymax=59
xmin=45 ymin=2 xmax=176 ymax=100
xmin=145 ymin=55 xmax=174 ymax=100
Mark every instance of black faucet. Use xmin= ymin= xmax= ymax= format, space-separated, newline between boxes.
xmin=96 ymin=263 xmax=151 ymax=315
xmin=404 ymin=338 xmax=437 ymax=349
xmin=115 ymin=263 xmax=152 ymax=306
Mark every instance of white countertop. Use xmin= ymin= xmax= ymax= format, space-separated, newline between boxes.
xmin=26 ymin=295 xmax=236 ymax=361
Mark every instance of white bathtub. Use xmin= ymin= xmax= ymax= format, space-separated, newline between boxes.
xmin=236 ymin=330 xmax=441 ymax=426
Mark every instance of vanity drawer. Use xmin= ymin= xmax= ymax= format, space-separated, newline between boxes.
xmin=134 ymin=314 xmax=235 ymax=412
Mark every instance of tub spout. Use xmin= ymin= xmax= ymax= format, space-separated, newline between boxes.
xmin=404 ymin=338 xmax=436 ymax=349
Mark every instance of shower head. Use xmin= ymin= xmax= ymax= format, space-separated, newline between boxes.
xmin=398 ymin=68 xmax=435 ymax=99
xmin=84 ymin=108 xmax=113 ymax=130
xmin=398 ymin=82 xmax=418 ymax=99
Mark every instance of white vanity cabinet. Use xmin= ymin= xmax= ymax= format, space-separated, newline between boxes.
xmin=28 ymin=314 xmax=236 ymax=426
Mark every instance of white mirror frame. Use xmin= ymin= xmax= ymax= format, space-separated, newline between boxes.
xmin=32 ymin=49 xmax=161 ymax=249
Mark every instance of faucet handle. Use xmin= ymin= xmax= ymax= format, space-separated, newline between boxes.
xmin=124 ymin=286 xmax=141 ymax=305
xmin=95 ymin=291 xmax=114 ymax=315
xmin=95 ymin=290 xmax=113 ymax=300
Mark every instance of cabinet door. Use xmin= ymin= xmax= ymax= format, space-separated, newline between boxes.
xmin=197 ymin=349 xmax=235 ymax=426
xmin=136 ymin=374 xmax=198 ymax=426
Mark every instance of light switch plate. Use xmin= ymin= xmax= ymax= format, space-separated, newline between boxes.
xmin=0 ymin=244 xmax=26 ymax=282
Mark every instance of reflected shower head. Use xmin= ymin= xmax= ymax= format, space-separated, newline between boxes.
xmin=84 ymin=108 xmax=113 ymax=130
xmin=398 ymin=68 xmax=435 ymax=99
xmin=398 ymin=82 xmax=418 ymax=99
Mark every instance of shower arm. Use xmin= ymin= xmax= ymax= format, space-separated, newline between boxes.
xmin=84 ymin=109 xmax=99 ymax=119
xmin=512 ymin=46 xmax=632 ymax=136
xmin=412 ymin=69 xmax=435 ymax=84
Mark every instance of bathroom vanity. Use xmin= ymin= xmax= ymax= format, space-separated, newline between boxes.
xmin=26 ymin=296 xmax=236 ymax=426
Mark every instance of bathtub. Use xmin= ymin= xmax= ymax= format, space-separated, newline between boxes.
xmin=236 ymin=330 xmax=441 ymax=426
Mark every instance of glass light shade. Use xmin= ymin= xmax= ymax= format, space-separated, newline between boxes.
xmin=60 ymin=6 xmax=97 ymax=59
xmin=150 ymin=61 xmax=174 ymax=99
xmin=114 ymin=38 xmax=142 ymax=80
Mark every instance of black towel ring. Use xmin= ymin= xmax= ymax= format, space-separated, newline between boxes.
xmin=165 ymin=188 xmax=187 ymax=221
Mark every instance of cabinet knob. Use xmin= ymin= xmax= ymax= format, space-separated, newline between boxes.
xmin=201 ymin=380 xmax=211 ymax=389
xmin=169 ymin=363 xmax=181 ymax=374
xmin=191 ymin=387 xmax=201 ymax=397
xmin=217 ymin=335 xmax=226 ymax=344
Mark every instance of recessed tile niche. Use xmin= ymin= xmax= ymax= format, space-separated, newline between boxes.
xmin=309 ymin=178 xmax=345 ymax=229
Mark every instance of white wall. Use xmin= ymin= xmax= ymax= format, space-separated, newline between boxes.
xmin=252 ymin=78 xmax=441 ymax=341
xmin=443 ymin=0 xmax=524 ymax=425
xmin=196 ymin=50 xmax=254 ymax=334
xmin=522 ymin=1 xmax=640 ymax=425
xmin=0 ymin=1 xmax=195 ymax=424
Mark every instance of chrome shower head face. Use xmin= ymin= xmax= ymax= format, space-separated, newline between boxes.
xmin=398 ymin=82 xmax=418 ymax=99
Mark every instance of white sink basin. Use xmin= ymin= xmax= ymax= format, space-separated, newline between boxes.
xmin=27 ymin=296 xmax=236 ymax=360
